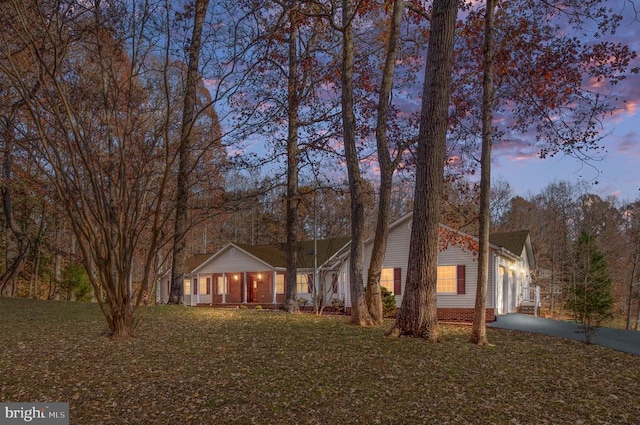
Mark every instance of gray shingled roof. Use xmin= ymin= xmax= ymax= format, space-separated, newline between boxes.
xmin=236 ymin=237 xmax=350 ymax=269
xmin=184 ymin=253 xmax=213 ymax=273
xmin=489 ymin=230 xmax=529 ymax=256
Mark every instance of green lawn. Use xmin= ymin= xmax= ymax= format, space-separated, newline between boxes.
xmin=1 ymin=298 xmax=638 ymax=424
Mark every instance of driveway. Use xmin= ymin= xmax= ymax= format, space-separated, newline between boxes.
xmin=488 ymin=313 xmax=640 ymax=356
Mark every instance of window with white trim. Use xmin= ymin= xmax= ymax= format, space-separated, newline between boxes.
xmin=276 ymin=273 xmax=285 ymax=294
xmin=297 ymin=273 xmax=312 ymax=293
xmin=183 ymin=278 xmax=191 ymax=295
xmin=200 ymin=278 xmax=208 ymax=295
xmin=380 ymin=268 xmax=395 ymax=293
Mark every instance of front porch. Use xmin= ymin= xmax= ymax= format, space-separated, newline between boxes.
xmin=186 ymin=269 xmax=286 ymax=306
xmin=518 ymin=285 xmax=541 ymax=316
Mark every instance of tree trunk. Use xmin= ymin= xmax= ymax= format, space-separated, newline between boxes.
xmin=342 ymin=0 xmax=374 ymax=326
xmin=29 ymin=204 xmax=46 ymax=299
xmin=471 ymin=0 xmax=496 ymax=346
xmin=169 ymin=0 xmax=210 ymax=304
xmin=626 ymin=227 xmax=639 ymax=329
xmin=387 ymin=0 xmax=458 ymax=341
xmin=366 ymin=0 xmax=405 ymax=326
xmin=0 ymin=118 xmax=31 ymax=294
xmin=635 ymin=297 xmax=640 ymax=331
xmin=285 ymin=6 xmax=300 ymax=313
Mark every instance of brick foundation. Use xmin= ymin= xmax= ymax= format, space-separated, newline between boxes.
xmin=344 ymin=307 xmax=496 ymax=323
xmin=436 ymin=308 xmax=495 ymax=323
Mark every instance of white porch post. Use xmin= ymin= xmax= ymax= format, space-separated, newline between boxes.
xmin=493 ymin=255 xmax=498 ymax=314
xmin=272 ymin=270 xmax=277 ymax=304
xmin=243 ymin=272 xmax=247 ymax=303
xmin=222 ymin=273 xmax=226 ymax=304
xmin=196 ymin=273 xmax=201 ymax=305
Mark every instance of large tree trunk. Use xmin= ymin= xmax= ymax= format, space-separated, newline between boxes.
xmin=169 ymin=0 xmax=210 ymax=304
xmin=342 ymin=0 xmax=374 ymax=326
xmin=285 ymin=6 xmax=300 ymax=313
xmin=387 ymin=0 xmax=458 ymax=341
xmin=471 ymin=0 xmax=496 ymax=346
xmin=366 ymin=0 xmax=405 ymax=325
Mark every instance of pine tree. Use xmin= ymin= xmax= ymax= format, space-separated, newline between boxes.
xmin=567 ymin=231 xmax=614 ymax=344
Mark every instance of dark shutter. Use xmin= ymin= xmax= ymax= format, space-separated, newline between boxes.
xmin=307 ymin=273 xmax=314 ymax=293
xmin=393 ymin=268 xmax=402 ymax=295
xmin=193 ymin=278 xmax=198 ymax=295
xmin=457 ymin=265 xmax=466 ymax=295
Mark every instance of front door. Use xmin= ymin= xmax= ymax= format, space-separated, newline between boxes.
xmin=248 ymin=276 xmax=258 ymax=303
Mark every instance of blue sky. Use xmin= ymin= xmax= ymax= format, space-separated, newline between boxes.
xmin=488 ymin=1 xmax=640 ymax=201
xmin=493 ymin=94 xmax=640 ymax=201
xmin=221 ymin=1 xmax=640 ymax=202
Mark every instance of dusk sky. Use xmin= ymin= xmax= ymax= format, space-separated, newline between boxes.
xmin=227 ymin=1 xmax=640 ymax=202
xmin=491 ymin=1 xmax=640 ymax=201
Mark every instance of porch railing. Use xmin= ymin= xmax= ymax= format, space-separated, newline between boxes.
xmin=521 ymin=285 xmax=541 ymax=317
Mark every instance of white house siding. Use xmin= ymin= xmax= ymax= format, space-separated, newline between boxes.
xmin=362 ymin=217 xmax=413 ymax=308
xmin=435 ymin=244 xmax=487 ymax=309
xmin=495 ymin=258 xmax=511 ymax=315
xmin=158 ymin=274 xmax=171 ymax=304
xmin=293 ymin=268 xmax=345 ymax=306
xmin=198 ymin=247 xmax=270 ymax=274
xmin=338 ymin=257 xmax=351 ymax=308
xmin=494 ymin=253 xmax=533 ymax=315
xmin=357 ymin=217 xmax=494 ymax=311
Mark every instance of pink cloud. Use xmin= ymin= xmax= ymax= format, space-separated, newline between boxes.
xmin=615 ymin=132 xmax=640 ymax=157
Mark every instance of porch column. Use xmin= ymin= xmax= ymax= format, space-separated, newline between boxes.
xmin=243 ymin=272 xmax=247 ymax=303
xmin=272 ymin=270 xmax=277 ymax=304
xmin=222 ymin=273 xmax=226 ymax=304
xmin=189 ymin=275 xmax=198 ymax=306
xmin=196 ymin=273 xmax=201 ymax=305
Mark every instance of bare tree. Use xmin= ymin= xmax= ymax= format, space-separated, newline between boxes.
xmin=339 ymin=0 xmax=375 ymax=326
xmin=364 ymin=0 xmax=405 ymax=326
xmin=0 ymin=0 xmax=187 ymax=336
xmin=471 ymin=0 xmax=496 ymax=346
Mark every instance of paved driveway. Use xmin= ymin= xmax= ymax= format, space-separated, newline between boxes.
xmin=488 ymin=313 xmax=640 ymax=356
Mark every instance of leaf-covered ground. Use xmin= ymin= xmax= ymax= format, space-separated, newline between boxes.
xmin=1 ymin=298 xmax=638 ymax=424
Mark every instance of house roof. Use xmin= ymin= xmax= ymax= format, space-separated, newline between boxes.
xmin=489 ymin=230 xmax=529 ymax=256
xmin=490 ymin=230 xmax=535 ymax=269
xmin=185 ymin=253 xmax=213 ymax=272
xmin=182 ymin=221 xmax=534 ymax=275
xmin=234 ymin=237 xmax=350 ymax=269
